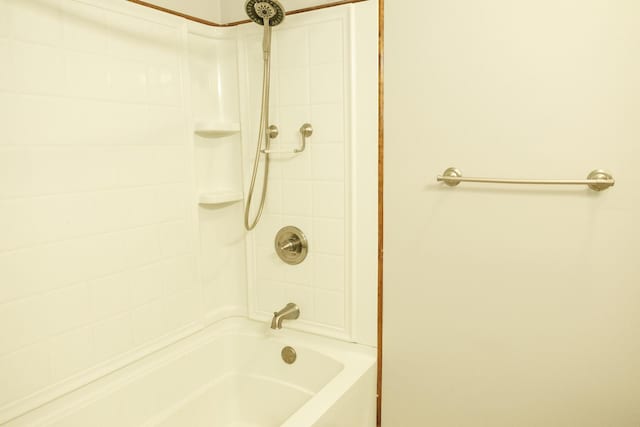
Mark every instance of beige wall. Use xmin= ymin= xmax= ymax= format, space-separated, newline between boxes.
xmin=383 ymin=0 xmax=640 ymax=426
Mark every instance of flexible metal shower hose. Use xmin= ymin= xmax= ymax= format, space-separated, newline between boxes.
xmin=244 ymin=22 xmax=273 ymax=231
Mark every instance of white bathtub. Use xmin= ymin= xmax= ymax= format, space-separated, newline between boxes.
xmin=5 ymin=318 xmax=376 ymax=427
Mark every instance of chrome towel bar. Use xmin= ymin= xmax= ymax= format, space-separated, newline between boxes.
xmin=437 ymin=167 xmax=615 ymax=192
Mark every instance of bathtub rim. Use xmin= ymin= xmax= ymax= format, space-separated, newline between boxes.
xmin=5 ymin=316 xmax=376 ymax=427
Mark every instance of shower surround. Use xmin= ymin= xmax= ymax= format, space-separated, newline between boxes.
xmin=0 ymin=0 xmax=377 ymax=424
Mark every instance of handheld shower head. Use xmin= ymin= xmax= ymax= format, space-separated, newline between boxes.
xmin=245 ymin=0 xmax=285 ymax=26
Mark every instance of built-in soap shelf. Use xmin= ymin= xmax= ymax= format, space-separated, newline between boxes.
xmin=194 ymin=120 xmax=241 ymax=138
xmin=198 ymin=191 xmax=243 ymax=205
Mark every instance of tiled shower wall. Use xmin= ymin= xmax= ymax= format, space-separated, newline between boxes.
xmin=0 ymin=0 xmax=377 ymax=420
xmin=0 ymin=0 xmax=203 ymax=416
xmin=239 ymin=5 xmax=364 ymax=339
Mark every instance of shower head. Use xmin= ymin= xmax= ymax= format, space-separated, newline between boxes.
xmin=245 ymin=0 xmax=285 ymax=26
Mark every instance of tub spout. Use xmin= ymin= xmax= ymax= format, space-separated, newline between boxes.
xmin=270 ymin=303 xmax=300 ymax=329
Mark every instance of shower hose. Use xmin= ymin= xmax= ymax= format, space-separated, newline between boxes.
xmin=244 ymin=21 xmax=273 ymax=231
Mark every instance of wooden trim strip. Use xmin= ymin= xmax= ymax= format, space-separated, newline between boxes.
xmin=376 ymin=0 xmax=384 ymax=425
xmin=127 ymin=0 xmax=226 ymax=27
xmin=127 ymin=0 xmax=369 ymax=27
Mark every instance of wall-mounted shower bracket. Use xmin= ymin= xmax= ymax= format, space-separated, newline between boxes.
xmin=268 ymin=124 xmax=279 ymax=139
xmin=296 ymin=123 xmax=313 ymax=153
xmin=261 ymin=123 xmax=313 ymax=155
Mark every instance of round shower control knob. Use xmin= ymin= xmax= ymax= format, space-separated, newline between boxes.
xmin=275 ymin=226 xmax=308 ymax=265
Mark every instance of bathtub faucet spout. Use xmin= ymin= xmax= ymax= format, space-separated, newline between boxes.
xmin=270 ymin=303 xmax=300 ymax=329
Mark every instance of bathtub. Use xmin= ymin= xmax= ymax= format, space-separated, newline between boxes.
xmin=5 ymin=318 xmax=376 ymax=427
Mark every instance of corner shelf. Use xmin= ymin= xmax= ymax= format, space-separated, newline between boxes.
xmin=198 ymin=191 xmax=243 ymax=205
xmin=194 ymin=120 xmax=241 ymax=138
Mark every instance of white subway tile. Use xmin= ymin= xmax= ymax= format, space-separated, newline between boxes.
xmin=311 ymin=103 xmax=345 ymax=143
xmin=0 ymin=248 xmax=46 ymax=303
xmin=62 ymin=0 xmax=108 ymax=53
xmin=281 ymin=216 xmax=313 ymax=242
xmin=278 ymin=105 xmax=311 ymax=145
xmin=163 ymin=289 xmax=199 ymax=330
xmin=309 ymin=20 xmax=344 ymax=65
xmin=278 ymin=66 xmax=309 ymax=106
xmin=47 ymin=284 xmax=91 ymax=335
xmin=0 ymin=148 xmax=34 ymax=198
xmin=49 ymin=327 xmax=94 ymax=382
xmin=256 ymin=244 xmax=285 ymax=282
xmin=12 ymin=97 xmax=145 ymax=147
xmin=32 ymin=194 xmax=99 ymax=245
xmin=312 ymin=181 xmax=344 ymax=219
xmin=311 ymin=143 xmax=345 ymax=181
xmin=280 ymin=145 xmax=312 ymax=180
xmin=201 ymin=280 xmax=218 ymax=312
xmin=106 ymin=11 xmax=150 ymax=61
xmin=1 ymin=187 xmax=179 ymax=252
xmin=162 ymin=255 xmax=198 ymax=296
xmin=144 ymin=23 xmax=180 ymax=65
xmin=315 ymin=290 xmax=345 ymax=327
xmin=0 ymin=39 xmax=11 ymax=90
xmin=119 ymin=226 xmax=163 ymax=269
xmin=255 ymin=214 xmax=285 ymax=248
xmin=277 ymin=26 xmax=308 ymax=69
xmin=283 ymin=284 xmax=315 ymax=322
xmin=29 ymin=148 xmax=100 ymax=195
xmin=154 ymin=185 xmax=188 ymax=221
xmin=0 ymin=94 xmax=16 ymax=146
xmin=255 ymin=280 xmax=285 ymax=314
xmin=66 ymin=51 xmax=110 ymax=99
xmin=310 ymin=63 xmax=343 ymax=104
xmin=28 ymin=148 xmax=130 ymax=195
xmin=0 ymin=342 xmax=51 ymax=407
xmin=313 ymin=218 xmax=344 ymax=255
xmin=131 ymin=299 xmax=166 ymax=345
xmin=0 ymin=284 xmax=87 ymax=355
xmin=129 ymin=264 xmax=165 ymax=308
xmin=147 ymin=64 xmax=182 ymax=106
xmin=89 ymin=273 xmax=131 ymax=321
xmin=12 ymin=40 xmax=65 ymax=95
xmin=0 ymin=198 xmax=37 ymax=252
xmin=63 ymin=99 xmax=118 ymax=146
xmin=281 ymin=180 xmax=312 ymax=217
xmin=101 ymin=188 xmax=157 ymax=231
xmin=265 ymin=154 xmax=284 ymax=181
xmin=283 ymin=252 xmax=313 ymax=287
xmin=92 ymin=313 xmax=134 ymax=363
xmin=214 ymin=241 xmax=248 ymax=305
xmin=264 ymin=178 xmax=283 ymax=214
xmin=158 ymin=221 xmax=192 ymax=259
xmin=0 ymin=295 xmax=48 ymax=356
xmin=109 ymin=58 xmax=148 ymax=103
xmin=0 ymin=225 xmax=165 ymax=304
xmin=313 ymin=254 xmax=345 ymax=291
xmin=148 ymin=106 xmax=187 ymax=145
xmin=153 ymin=146 xmax=188 ymax=183
xmin=102 ymin=103 xmax=151 ymax=146
xmin=114 ymin=147 xmax=182 ymax=188
xmin=10 ymin=0 xmax=62 ymax=46
xmin=14 ymin=96 xmax=77 ymax=146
